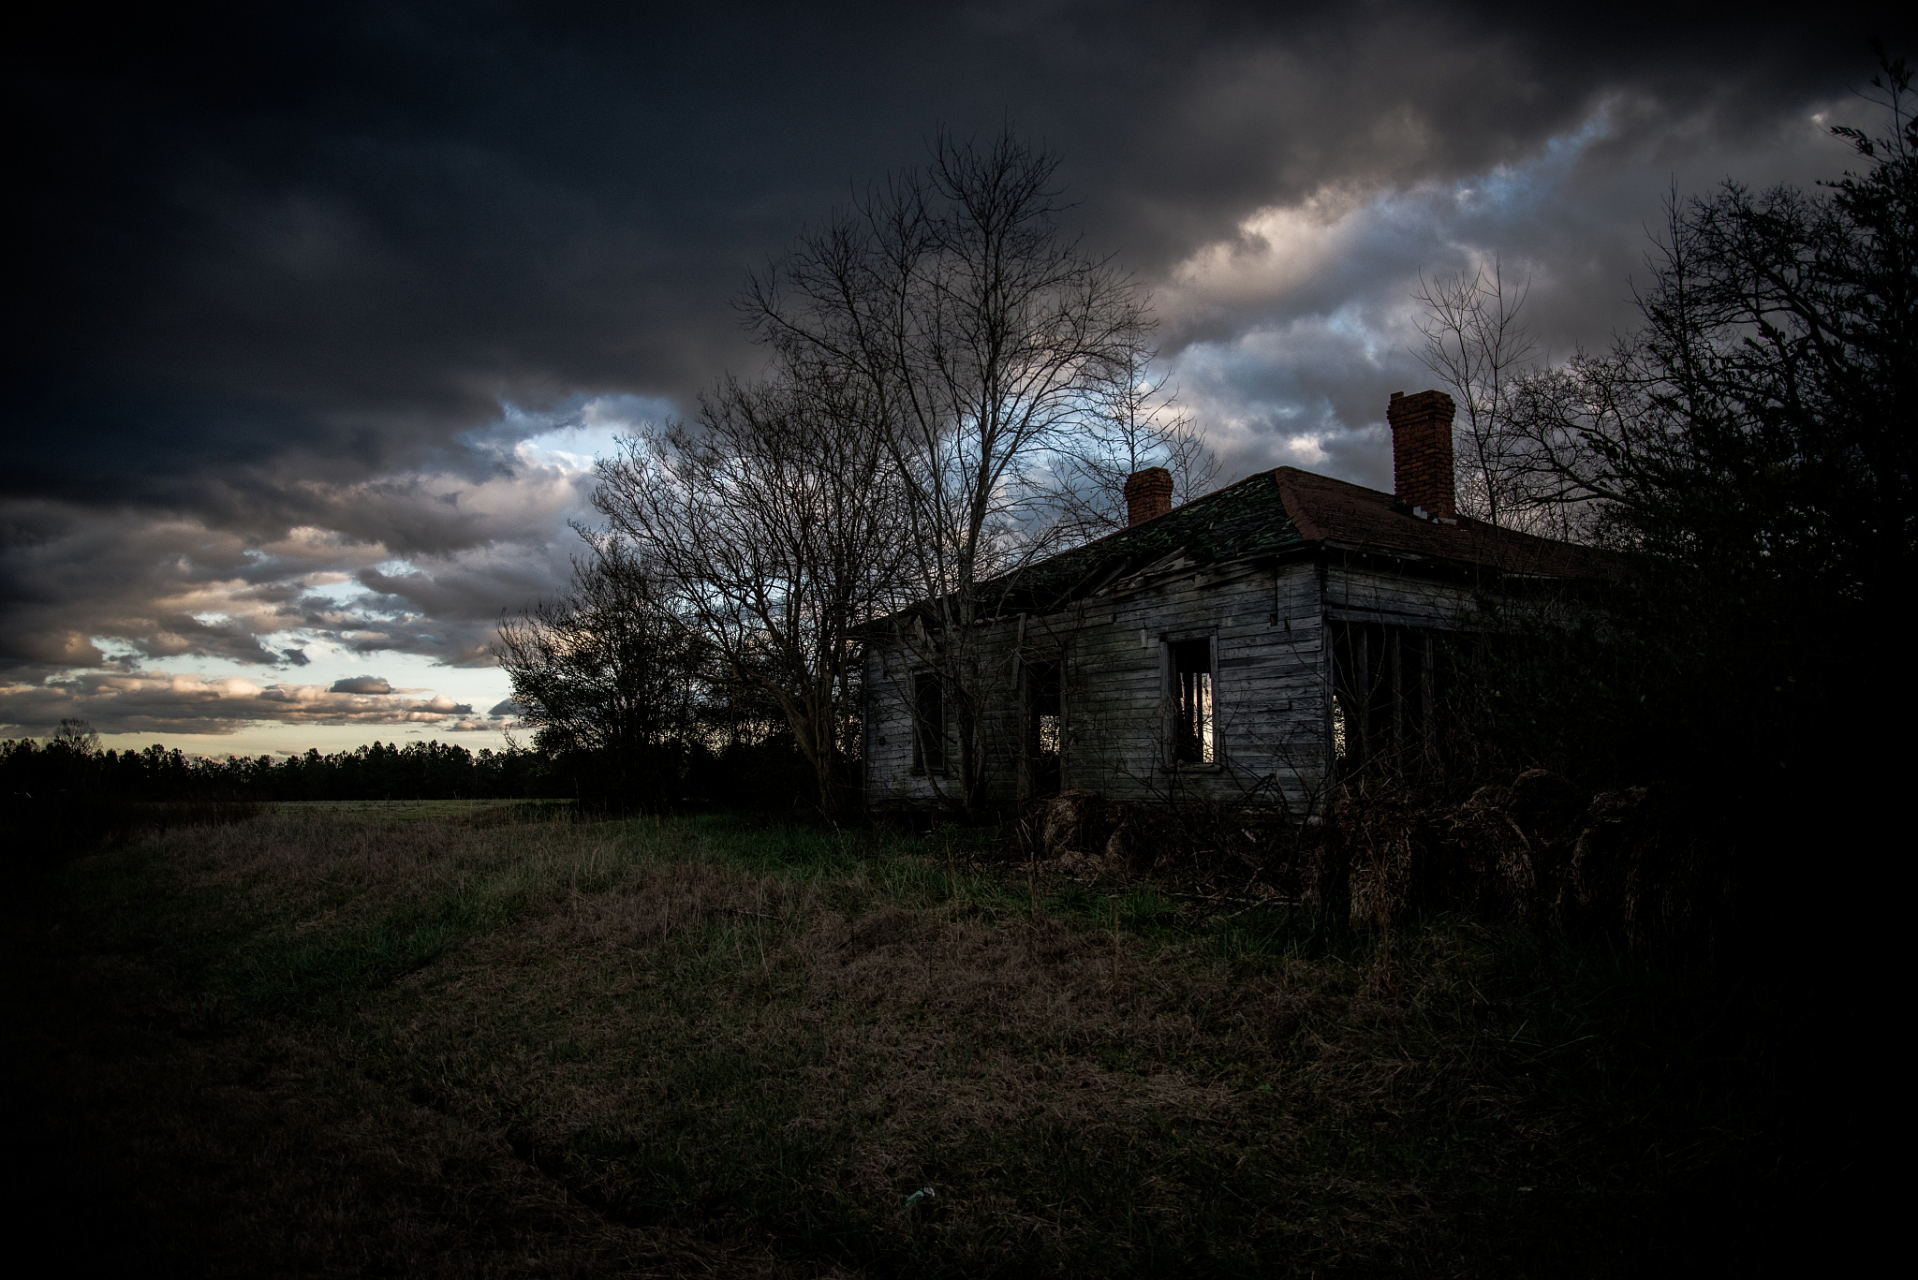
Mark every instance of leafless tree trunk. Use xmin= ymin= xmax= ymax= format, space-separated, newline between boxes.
xmin=745 ymin=127 xmax=1154 ymax=813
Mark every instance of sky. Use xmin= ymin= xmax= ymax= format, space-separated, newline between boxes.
xmin=4 ymin=2 xmax=1907 ymax=756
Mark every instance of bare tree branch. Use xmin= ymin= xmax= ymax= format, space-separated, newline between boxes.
xmin=1045 ymin=348 xmax=1221 ymax=540
xmin=591 ymin=368 xmax=910 ymax=818
xmin=1412 ymin=259 xmax=1537 ymax=528
xmin=743 ymin=127 xmax=1156 ymax=812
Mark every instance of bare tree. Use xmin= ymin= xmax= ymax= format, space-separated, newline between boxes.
xmin=591 ymin=369 xmax=910 ymax=819
xmin=1501 ymin=344 xmax=1655 ymax=545
xmin=746 ymin=127 xmax=1153 ymax=812
xmin=1046 ymin=349 xmax=1221 ymax=540
xmin=53 ymin=717 xmax=101 ymax=754
xmin=1412 ymin=259 xmax=1537 ymax=527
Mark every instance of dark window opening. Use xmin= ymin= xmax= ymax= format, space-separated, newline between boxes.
xmin=1026 ymin=660 xmax=1062 ymax=797
xmin=1331 ymin=622 xmax=1444 ymax=772
xmin=1171 ymin=638 xmax=1215 ymax=764
xmin=912 ymin=672 xmax=945 ymax=774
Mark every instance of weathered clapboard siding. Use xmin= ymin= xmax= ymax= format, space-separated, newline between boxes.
xmin=862 ymin=451 xmax=1605 ymax=816
xmin=1069 ymin=560 xmax=1331 ymax=810
xmin=863 ymin=559 xmax=1335 ymax=813
xmin=1323 ymin=564 xmax=1483 ymax=630
xmin=862 ymin=645 xmax=978 ymax=807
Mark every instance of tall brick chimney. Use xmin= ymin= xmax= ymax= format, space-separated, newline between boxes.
xmin=1123 ymin=467 xmax=1173 ymax=527
xmin=1386 ymin=390 xmax=1457 ymax=520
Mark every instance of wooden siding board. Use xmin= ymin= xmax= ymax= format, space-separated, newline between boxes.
xmin=1323 ymin=566 xmax=1481 ymax=630
xmin=865 ymin=559 xmax=1336 ymax=812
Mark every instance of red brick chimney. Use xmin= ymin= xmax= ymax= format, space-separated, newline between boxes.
xmin=1123 ymin=467 xmax=1173 ymax=527
xmin=1386 ymin=390 xmax=1457 ymax=520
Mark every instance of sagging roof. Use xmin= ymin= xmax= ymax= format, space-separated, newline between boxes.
xmin=1273 ymin=468 xmax=1610 ymax=581
xmin=953 ymin=466 xmax=1610 ymax=617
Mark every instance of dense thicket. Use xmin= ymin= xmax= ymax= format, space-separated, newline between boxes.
xmin=1440 ymin=51 xmax=1914 ymax=803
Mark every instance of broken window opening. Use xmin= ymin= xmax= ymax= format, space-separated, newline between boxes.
xmin=1171 ymin=638 xmax=1215 ymax=765
xmin=1025 ymin=660 xmax=1062 ymax=797
xmin=1331 ymin=622 xmax=1447 ymax=773
xmin=1037 ymin=715 xmax=1062 ymax=756
xmin=911 ymin=672 xmax=945 ymax=774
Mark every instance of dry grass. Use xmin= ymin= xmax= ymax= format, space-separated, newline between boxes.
xmin=5 ymin=807 xmax=1797 ymax=1277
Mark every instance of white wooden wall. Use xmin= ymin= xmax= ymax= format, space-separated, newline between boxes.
xmin=1058 ymin=559 xmax=1330 ymax=812
xmin=864 ymin=560 xmax=1338 ymax=814
xmin=862 ymin=644 xmax=960 ymax=808
xmin=864 ymin=557 xmax=1519 ymax=814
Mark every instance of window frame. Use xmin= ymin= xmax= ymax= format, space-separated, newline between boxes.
xmin=1163 ymin=634 xmax=1220 ymax=769
xmin=910 ymin=670 xmax=946 ymax=776
xmin=1024 ymin=657 xmax=1064 ymax=797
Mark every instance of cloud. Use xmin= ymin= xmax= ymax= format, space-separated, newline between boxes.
xmin=0 ymin=452 xmax=591 ymax=673
xmin=0 ymin=669 xmax=476 ymax=737
xmin=9 ymin=7 xmax=1873 ymax=511
xmin=1147 ymin=78 xmax=1880 ymax=485
xmin=1 ymin=1 xmax=1889 ymax=750
xmin=328 ymin=676 xmax=392 ymax=695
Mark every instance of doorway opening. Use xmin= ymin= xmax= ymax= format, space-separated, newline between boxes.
xmin=1025 ymin=659 xmax=1062 ymax=797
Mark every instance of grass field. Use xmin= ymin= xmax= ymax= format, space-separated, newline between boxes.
xmin=259 ymin=798 xmax=576 ymax=821
xmin=6 ymin=804 xmax=1813 ymax=1277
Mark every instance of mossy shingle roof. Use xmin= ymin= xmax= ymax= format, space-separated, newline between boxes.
xmin=888 ymin=467 xmax=1611 ymax=623
xmin=974 ymin=470 xmax=1603 ymax=614
xmin=978 ymin=469 xmax=1307 ymax=613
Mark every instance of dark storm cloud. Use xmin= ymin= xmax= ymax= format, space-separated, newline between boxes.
xmin=11 ymin=4 xmax=1882 ymax=502
xmin=3 ymin=1 xmax=1905 ymax=698
xmin=0 ymin=669 xmax=475 ymax=737
xmin=0 ymin=465 xmax=581 ymax=670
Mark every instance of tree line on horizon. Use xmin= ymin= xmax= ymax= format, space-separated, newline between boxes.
xmin=0 ymin=730 xmax=551 ymax=803
xmin=0 ymin=718 xmax=829 ymax=809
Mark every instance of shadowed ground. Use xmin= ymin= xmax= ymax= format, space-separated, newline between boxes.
xmin=4 ymin=805 xmax=1810 ymax=1276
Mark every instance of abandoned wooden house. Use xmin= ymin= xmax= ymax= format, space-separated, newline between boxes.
xmin=861 ymin=390 xmax=1607 ymax=815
